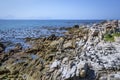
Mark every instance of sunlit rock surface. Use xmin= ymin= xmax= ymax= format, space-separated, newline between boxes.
xmin=0 ymin=20 xmax=120 ymax=80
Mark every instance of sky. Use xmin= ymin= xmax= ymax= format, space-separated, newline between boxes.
xmin=0 ymin=0 xmax=120 ymax=20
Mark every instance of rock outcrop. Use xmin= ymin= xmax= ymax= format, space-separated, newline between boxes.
xmin=0 ymin=42 xmax=5 ymax=53
xmin=0 ymin=20 xmax=120 ymax=80
xmin=46 ymin=20 xmax=120 ymax=80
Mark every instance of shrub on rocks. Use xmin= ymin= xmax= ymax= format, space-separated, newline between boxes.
xmin=104 ymin=33 xmax=114 ymax=42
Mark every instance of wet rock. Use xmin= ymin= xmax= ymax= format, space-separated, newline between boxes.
xmin=0 ymin=53 xmax=9 ymax=64
xmin=0 ymin=42 xmax=5 ymax=52
xmin=73 ymin=25 xmax=79 ymax=28
xmin=15 ymin=43 xmax=22 ymax=50
xmin=47 ymin=34 xmax=57 ymax=41
xmin=25 ymin=37 xmax=32 ymax=42
xmin=9 ymin=43 xmax=22 ymax=53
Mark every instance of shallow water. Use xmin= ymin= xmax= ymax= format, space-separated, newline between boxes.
xmin=0 ymin=20 xmax=104 ymax=51
xmin=0 ymin=20 xmax=103 ymax=38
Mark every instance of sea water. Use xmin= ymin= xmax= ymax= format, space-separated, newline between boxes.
xmin=0 ymin=20 xmax=103 ymax=51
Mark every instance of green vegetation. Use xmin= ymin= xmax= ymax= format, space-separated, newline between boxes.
xmin=104 ymin=34 xmax=115 ymax=42
xmin=104 ymin=32 xmax=120 ymax=42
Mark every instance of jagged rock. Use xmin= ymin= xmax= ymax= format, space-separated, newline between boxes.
xmin=47 ymin=34 xmax=57 ymax=40
xmin=9 ymin=43 xmax=22 ymax=53
xmin=14 ymin=43 xmax=22 ymax=51
xmin=62 ymin=57 xmax=68 ymax=64
xmin=0 ymin=42 xmax=5 ymax=53
xmin=50 ymin=40 xmax=59 ymax=47
xmin=0 ymin=68 xmax=10 ymax=75
xmin=50 ymin=60 xmax=60 ymax=69
xmin=0 ymin=20 xmax=120 ymax=80
xmin=25 ymin=48 xmax=38 ymax=53
xmin=73 ymin=25 xmax=79 ymax=28
xmin=63 ymin=40 xmax=75 ymax=49
xmin=11 ymin=70 xmax=19 ymax=75
xmin=45 ymin=53 xmax=55 ymax=61
xmin=92 ymin=29 xmax=99 ymax=37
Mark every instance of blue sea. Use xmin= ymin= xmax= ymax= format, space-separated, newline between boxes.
xmin=0 ymin=20 xmax=103 ymax=51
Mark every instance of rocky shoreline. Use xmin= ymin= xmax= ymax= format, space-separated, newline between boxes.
xmin=0 ymin=20 xmax=120 ymax=80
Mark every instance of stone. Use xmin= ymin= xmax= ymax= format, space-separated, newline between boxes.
xmin=0 ymin=42 xmax=5 ymax=52
xmin=99 ymin=76 xmax=107 ymax=80
xmin=63 ymin=40 xmax=75 ymax=49
xmin=73 ymin=25 xmax=79 ymax=28
xmin=15 ymin=43 xmax=22 ymax=50
xmin=45 ymin=53 xmax=55 ymax=61
xmin=9 ymin=43 xmax=22 ymax=53
xmin=47 ymin=34 xmax=57 ymax=40
xmin=25 ymin=48 xmax=38 ymax=53
xmin=62 ymin=57 xmax=68 ymax=64
xmin=50 ymin=40 xmax=59 ymax=47
xmin=0 ymin=20 xmax=120 ymax=80
xmin=0 ymin=68 xmax=10 ymax=75
xmin=11 ymin=70 xmax=19 ymax=75
xmin=70 ymin=66 xmax=76 ymax=77
xmin=92 ymin=29 xmax=99 ymax=37
xmin=114 ymin=36 xmax=120 ymax=43
xmin=50 ymin=60 xmax=60 ymax=69
xmin=80 ymin=69 xmax=86 ymax=78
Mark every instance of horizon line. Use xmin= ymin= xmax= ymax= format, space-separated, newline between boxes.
xmin=0 ymin=18 xmax=115 ymax=20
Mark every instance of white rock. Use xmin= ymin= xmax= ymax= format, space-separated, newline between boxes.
xmin=70 ymin=66 xmax=76 ymax=77
xmin=62 ymin=57 xmax=68 ymax=64
xmin=62 ymin=66 xmax=68 ymax=78
xmin=50 ymin=60 xmax=60 ymax=69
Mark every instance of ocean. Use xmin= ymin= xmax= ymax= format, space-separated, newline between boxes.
xmin=0 ymin=20 xmax=103 ymax=51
